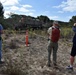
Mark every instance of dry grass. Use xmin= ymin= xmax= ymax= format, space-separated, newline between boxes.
xmin=0 ymin=29 xmax=75 ymax=75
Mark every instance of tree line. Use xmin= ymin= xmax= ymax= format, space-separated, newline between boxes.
xmin=0 ymin=2 xmax=76 ymax=30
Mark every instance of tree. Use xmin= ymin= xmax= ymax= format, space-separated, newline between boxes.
xmin=0 ymin=2 xmax=4 ymax=17
xmin=37 ymin=15 xmax=50 ymax=23
xmin=69 ymin=16 xmax=76 ymax=27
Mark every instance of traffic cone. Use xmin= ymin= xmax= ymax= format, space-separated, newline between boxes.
xmin=25 ymin=30 xmax=29 ymax=46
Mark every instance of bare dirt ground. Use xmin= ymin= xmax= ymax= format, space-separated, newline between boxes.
xmin=0 ymin=32 xmax=76 ymax=75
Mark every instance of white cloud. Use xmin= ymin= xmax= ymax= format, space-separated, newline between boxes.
xmin=28 ymin=13 xmax=34 ymax=15
xmin=10 ymin=6 xmax=19 ymax=11
xmin=19 ymin=7 xmax=30 ymax=12
xmin=53 ymin=0 xmax=76 ymax=12
xmin=1 ymin=0 xmax=19 ymax=6
xmin=0 ymin=0 xmax=35 ymax=18
xmin=22 ymin=5 xmax=32 ymax=8
xmin=49 ymin=16 xmax=59 ymax=20
xmin=4 ymin=10 xmax=13 ymax=18
xmin=26 ymin=12 xmax=34 ymax=16
xmin=19 ymin=5 xmax=35 ymax=13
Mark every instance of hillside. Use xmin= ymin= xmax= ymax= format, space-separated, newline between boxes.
xmin=0 ymin=31 xmax=76 ymax=75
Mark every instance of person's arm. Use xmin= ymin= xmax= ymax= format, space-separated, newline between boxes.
xmin=0 ymin=24 xmax=3 ymax=34
xmin=47 ymin=27 xmax=52 ymax=40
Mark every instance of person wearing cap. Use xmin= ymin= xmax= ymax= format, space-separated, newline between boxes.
xmin=66 ymin=23 xmax=76 ymax=71
xmin=47 ymin=21 xmax=60 ymax=67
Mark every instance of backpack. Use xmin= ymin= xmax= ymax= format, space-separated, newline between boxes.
xmin=51 ymin=27 xmax=60 ymax=42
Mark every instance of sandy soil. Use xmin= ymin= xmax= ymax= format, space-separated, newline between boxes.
xmin=0 ymin=33 xmax=76 ymax=75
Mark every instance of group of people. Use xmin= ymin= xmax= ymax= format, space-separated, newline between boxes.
xmin=47 ymin=21 xmax=76 ymax=71
xmin=0 ymin=19 xmax=76 ymax=72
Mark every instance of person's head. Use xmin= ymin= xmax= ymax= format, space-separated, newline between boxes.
xmin=74 ymin=23 xmax=76 ymax=26
xmin=53 ymin=21 xmax=59 ymax=28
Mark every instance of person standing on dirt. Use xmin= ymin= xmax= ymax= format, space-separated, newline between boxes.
xmin=66 ymin=23 xmax=76 ymax=71
xmin=0 ymin=2 xmax=4 ymax=64
xmin=0 ymin=24 xmax=4 ymax=64
xmin=47 ymin=21 xmax=60 ymax=67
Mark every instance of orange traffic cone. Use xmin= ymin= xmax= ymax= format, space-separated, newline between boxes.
xmin=25 ymin=30 xmax=29 ymax=46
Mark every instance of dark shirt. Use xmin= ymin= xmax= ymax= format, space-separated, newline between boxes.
xmin=0 ymin=24 xmax=3 ymax=36
xmin=72 ymin=26 xmax=76 ymax=45
xmin=0 ymin=24 xmax=3 ymax=40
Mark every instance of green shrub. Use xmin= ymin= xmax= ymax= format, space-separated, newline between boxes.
xmin=60 ymin=27 xmax=74 ymax=39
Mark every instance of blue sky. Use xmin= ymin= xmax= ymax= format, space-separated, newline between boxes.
xmin=1 ymin=0 xmax=76 ymax=22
